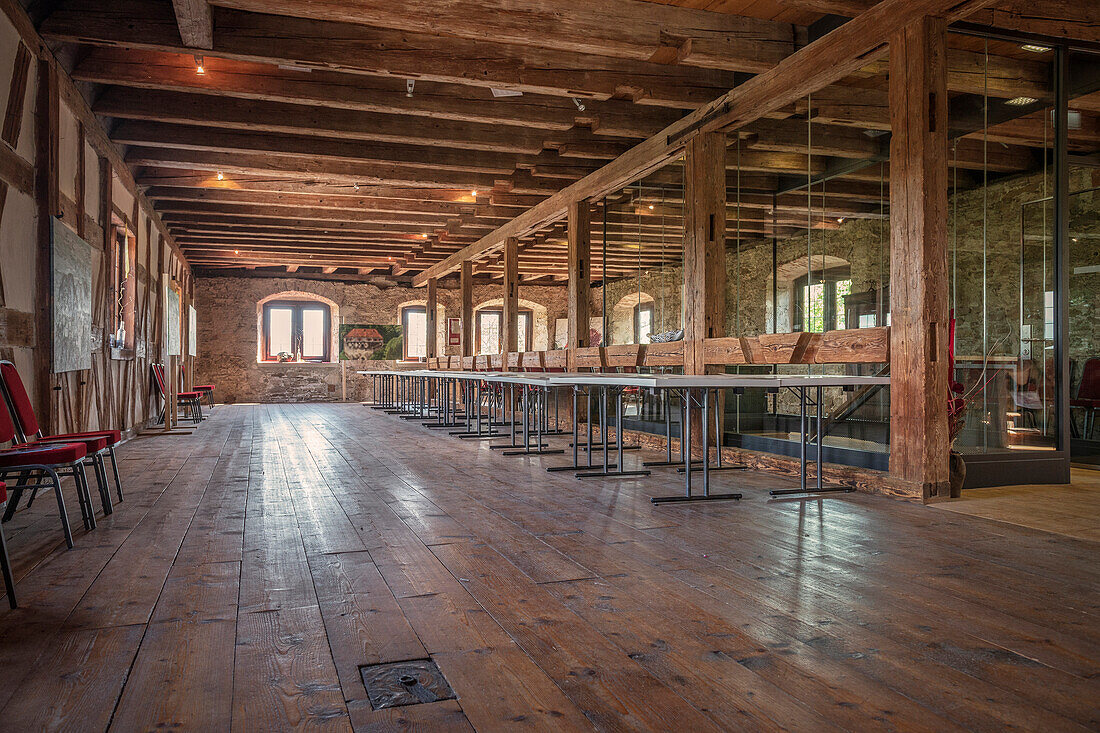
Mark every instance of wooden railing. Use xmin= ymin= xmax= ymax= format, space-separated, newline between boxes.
xmin=424 ymin=327 xmax=889 ymax=371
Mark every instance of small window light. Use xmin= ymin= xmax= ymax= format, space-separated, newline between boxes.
xmin=194 ymin=55 xmax=205 ymax=75
xmin=1020 ymin=44 xmax=1051 ymax=53
xmin=1005 ymin=96 xmax=1039 ymax=106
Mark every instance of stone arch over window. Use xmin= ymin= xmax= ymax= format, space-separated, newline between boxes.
xmin=766 ymin=255 xmax=850 ymax=333
xmin=473 ymin=298 xmax=549 ymax=350
xmin=256 ymin=291 xmax=339 ymax=363
xmin=610 ymin=291 xmax=655 ymax=344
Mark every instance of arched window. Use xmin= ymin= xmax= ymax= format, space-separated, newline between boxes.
xmin=262 ymin=299 xmax=332 ymax=361
xmin=401 ymin=305 xmax=427 ymax=361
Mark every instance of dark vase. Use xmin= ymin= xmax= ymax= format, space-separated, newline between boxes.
xmin=949 ymin=450 xmax=966 ymax=497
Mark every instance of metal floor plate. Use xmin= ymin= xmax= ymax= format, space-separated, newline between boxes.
xmin=360 ymin=658 xmax=457 ymax=710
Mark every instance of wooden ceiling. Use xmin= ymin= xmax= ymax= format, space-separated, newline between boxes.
xmin=34 ymin=0 xmax=1099 ymax=283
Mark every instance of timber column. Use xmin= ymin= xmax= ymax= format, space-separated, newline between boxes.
xmin=460 ymin=261 xmax=473 ymax=357
xmin=566 ymin=201 xmax=591 ymax=371
xmin=682 ymin=132 xmax=727 ymax=375
xmin=425 ymin=276 xmax=438 ymax=359
xmin=502 ymin=236 xmax=519 ymax=358
xmin=888 ymin=15 xmax=950 ymax=500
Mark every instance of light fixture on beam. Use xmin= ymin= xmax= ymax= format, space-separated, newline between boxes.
xmin=1020 ymin=44 xmax=1052 ymax=53
xmin=572 ymin=97 xmax=586 ymax=111
xmin=194 ymin=55 xmax=205 ymax=75
xmin=1005 ymin=96 xmax=1040 ymax=106
xmin=470 ymin=190 xmax=478 ymax=197
xmin=216 ymin=171 xmax=224 ymax=180
xmin=406 ymin=79 xmax=415 ymax=98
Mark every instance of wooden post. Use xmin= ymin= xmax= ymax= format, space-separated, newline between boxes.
xmin=425 ymin=276 xmax=438 ymax=359
xmin=682 ymin=132 xmax=727 ymax=375
xmin=567 ymin=200 xmax=590 ymax=366
xmin=502 ymin=235 xmax=519 ymax=358
xmin=460 ymin=260 xmax=473 ymax=357
xmin=34 ymin=58 xmax=59 ymax=434
xmin=889 ymin=15 xmax=950 ymax=501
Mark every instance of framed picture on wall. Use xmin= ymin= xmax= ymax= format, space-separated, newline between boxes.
xmin=163 ymin=275 xmax=181 ymax=357
xmin=51 ymin=218 xmax=93 ymax=373
xmin=447 ymin=317 xmax=461 ymax=346
xmin=188 ymin=305 xmax=197 ymax=357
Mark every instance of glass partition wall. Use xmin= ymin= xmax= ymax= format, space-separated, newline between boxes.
xmin=719 ymin=75 xmax=893 ymax=470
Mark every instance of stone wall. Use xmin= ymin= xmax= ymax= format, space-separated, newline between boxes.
xmin=194 ymin=276 xmax=567 ymax=403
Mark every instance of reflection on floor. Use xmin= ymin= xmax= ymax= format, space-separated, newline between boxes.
xmin=936 ymin=468 xmax=1100 ymax=542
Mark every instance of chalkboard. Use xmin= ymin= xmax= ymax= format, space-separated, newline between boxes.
xmin=51 ymin=217 xmax=92 ymax=373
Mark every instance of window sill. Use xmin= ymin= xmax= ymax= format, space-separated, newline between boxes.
xmin=257 ymin=360 xmax=338 ymax=367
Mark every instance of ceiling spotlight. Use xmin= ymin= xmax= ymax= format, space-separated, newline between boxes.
xmin=353 ymin=182 xmax=360 ymax=191
xmin=648 ymin=204 xmax=654 ymax=210
xmin=406 ymin=79 xmax=415 ymax=98
xmin=216 ymin=171 xmax=224 ymax=180
xmin=837 ymin=217 xmax=845 ymax=223
xmin=1005 ymin=96 xmax=1039 ymax=106
xmin=421 ymin=233 xmax=428 ymax=238
xmin=1020 ymin=43 xmax=1052 ymax=53
xmin=194 ymin=55 xmax=205 ymax=75
xmin=234 ymin=249 xmax=239 ymax=254
xmin=470 ymin=189 xmax=478 ymax=197
xmin=572 ymin=97 xmax=586 ymax=111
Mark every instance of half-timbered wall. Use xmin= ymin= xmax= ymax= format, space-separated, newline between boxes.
xmin=0 ymin=4 xmax=191 ymax=438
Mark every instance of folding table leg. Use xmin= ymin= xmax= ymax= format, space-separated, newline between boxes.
xmin=108 ymin=446 xmax=124 ymax=503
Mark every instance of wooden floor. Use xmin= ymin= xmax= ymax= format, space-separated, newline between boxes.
xmin=0 ymin=404 xmax=1097 ymax=732
xmin=936 ymin=468 xmax=1100 ymax=542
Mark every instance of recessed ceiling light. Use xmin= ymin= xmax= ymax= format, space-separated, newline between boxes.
xmin=1020 ymin=44 xmax=1052 ymax=53
xmin=1005 ymin=96 xmax=1039 ymax=106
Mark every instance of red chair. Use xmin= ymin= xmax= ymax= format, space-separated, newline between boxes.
xmin=181 ymin=365 xmax=215 ymax=407
xmin=0 ymin=481 xmax=15 ymax=608
xmin=0 ymin=397 xmax=93 ymax=547
xmin=1071 ymin=357 xmax=1100 ymax=439
xmin=0 ymin=361 xmax=122 ymax=511
xmin=152 ymin=364 xmax=204 ymax=423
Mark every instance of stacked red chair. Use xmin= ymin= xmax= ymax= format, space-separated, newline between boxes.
xmin=0 ymin=392 xmax=94 ymax=547
xmin=0 ymin=480 xmax=14 ymax=608
xmin=181 ymin=365 xmax=215 ymax=407
xmin=0 ymin=362 xmax=123 ymax=514
xmin=152 ymin=364 xmax=204 ymax=423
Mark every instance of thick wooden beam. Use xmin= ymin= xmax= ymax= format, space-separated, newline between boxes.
xmin=502 ymin=236 xmax=519 ymax=354
xmin=460 ymin=261 xmax=473 ymax=357
xmin=0 ymin=40 xmax=31 ymax=307
xmin=412 ymin=0 xmax=999 ymax=285
xmin=566 ymin=201 xmax=590 ymax=352
xmin=682 ymin=133 xmax=727 ymax=375
xmin=889 ymin=16 xmax=950 ymax=501
xmin=42 ymin=1 xmax=739 ymax=108
xmin=35 ymin=58 xmax=59 ymax=433
xmin=425 ymin=277 xmax=438 ymax=359
xmin=209 ymin=0 xmax=793 ymax=72
xmin=171 ymin=0 xmax=213 ymax=48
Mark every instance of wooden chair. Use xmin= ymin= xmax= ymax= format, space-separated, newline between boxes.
xmin=642 ymin=341 xmax=684 ymax=371
xmin=152 ymin=364 xmax=204 ymax=423
xmin=543 ymin=349 xmax=568 ymax=372
xmin=574 ymin=346 xmax=604 ymax=372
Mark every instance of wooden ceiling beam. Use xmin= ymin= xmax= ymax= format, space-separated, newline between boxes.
xmin=96 ymin=87 xmax=558 ymax=155
xmin=170 ymin=0 xmax=213 ymax=48
xmin=72 ymin=49 xmax=681 ymax=139
xmin=111 ymin=122 xmax=528 ymax=174
xmin=208 ymin=0 xmax=794 ymax=72
xmin=124 ymin=147 xmax=522 ymax=191
xmin=42 ymin=1 xmax=741 ymax=108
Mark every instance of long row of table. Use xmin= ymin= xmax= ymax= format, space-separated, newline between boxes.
xmin=358 ymin=368 xmax=889 ymax=502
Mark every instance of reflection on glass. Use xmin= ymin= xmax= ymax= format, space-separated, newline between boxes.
xmin=301 ymin=308 xmax=324 ymax=357
xmin=268 ymin=307 xmax=292 ymax=355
